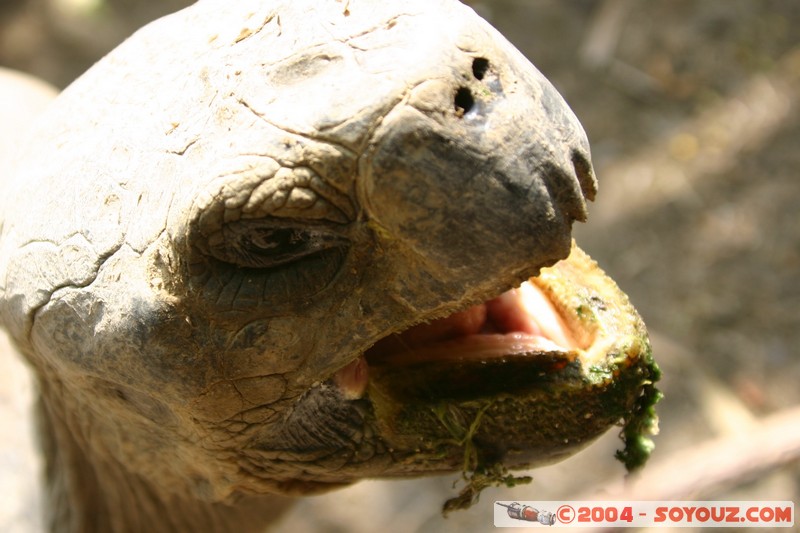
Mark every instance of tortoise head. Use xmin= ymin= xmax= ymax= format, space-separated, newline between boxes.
xmin=0 ymin=0 xmax=655 ymax=509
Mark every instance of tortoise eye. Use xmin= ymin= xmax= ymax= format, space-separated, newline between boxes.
xmin=221 ymin=224 xmax=349 ymax=269
xmin=188 ymin=218 xmax=351 ymax=309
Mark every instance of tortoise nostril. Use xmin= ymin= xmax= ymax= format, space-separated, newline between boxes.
xmin=472 ymin=57 xmax=490 ymax=80
xmin=454 ymin=87 xmax=474 ymax=117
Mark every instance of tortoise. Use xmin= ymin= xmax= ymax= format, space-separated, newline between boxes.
xmin=0 ymin=0 xmax=660 ymax=531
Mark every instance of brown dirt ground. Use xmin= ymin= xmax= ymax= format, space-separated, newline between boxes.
xmin=1 ymin=1 xmax=798 ymax=531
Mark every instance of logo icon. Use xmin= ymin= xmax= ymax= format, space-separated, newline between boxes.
xmin=496 ymin=502 xmax=556 ymax=525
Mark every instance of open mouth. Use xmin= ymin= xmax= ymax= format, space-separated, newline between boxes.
xmin=303 ymin=244 xmax=658 ymax=511
xmin=332 ymin=245 xmax=612 ymax=402
xmin=333 ymin=276 xmax=592 ymax=401
xmin=329 ymin=243 xmax=658 ymax=472
xmin=370 ymin=279 xmax=582 ymax=362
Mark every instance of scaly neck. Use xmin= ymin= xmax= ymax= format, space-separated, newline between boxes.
xmin=36 ymin=391 xmax=294 ymax=533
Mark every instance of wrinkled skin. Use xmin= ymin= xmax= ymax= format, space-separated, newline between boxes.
xmin=0 ymin=1 xmax=658 ymax=532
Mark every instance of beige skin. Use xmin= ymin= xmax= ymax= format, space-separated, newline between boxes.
xmin=0 ymin=1 xmax=656 ymax=532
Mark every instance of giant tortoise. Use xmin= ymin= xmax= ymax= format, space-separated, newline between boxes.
xmin=0 ymin=0 xmax=660 ymax=531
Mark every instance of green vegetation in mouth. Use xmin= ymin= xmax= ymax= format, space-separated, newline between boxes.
xmin=438 ymin=358 xmax=659 ymax=513
xmin=439 ymin=347 xmax=661 ymax=513
xmin=444 ymin=463 xmax=533 ymax=514
xmin=616 ymin=351 xmax=662 ymax=472
xmin=367 ymin=244 xmax=661 ymax=513
xmin=423 ymin=400 xmax=534 ymax=514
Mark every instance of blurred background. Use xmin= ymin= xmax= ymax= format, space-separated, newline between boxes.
xmin=1 ymin=0 xmax=798 ymax=531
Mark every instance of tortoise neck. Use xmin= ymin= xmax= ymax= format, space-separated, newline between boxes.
xmin=36 ymin=391 xmax=293 ymax=533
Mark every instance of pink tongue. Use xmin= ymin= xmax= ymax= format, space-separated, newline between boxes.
xmin=488 ymin=283 xmax=577 ymax=349
xmin=400 ymin=304 xmax=488 ymax=346
xmin=334 ymin=281 xmax=578 ymax=398
xmin=395 ymin=282 xmax=574 ymax=349
xmin=333 ymin=356 xmax=369 ymax=400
